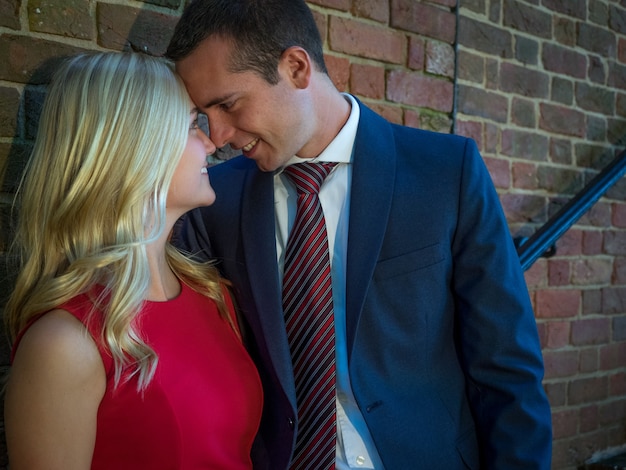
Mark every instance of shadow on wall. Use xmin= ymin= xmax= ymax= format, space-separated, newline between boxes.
xmin=0 ymin=4 xmax=242 ymax=466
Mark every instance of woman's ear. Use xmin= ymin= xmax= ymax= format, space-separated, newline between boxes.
xmin=278 ymin=46 xmax=312 ymax=89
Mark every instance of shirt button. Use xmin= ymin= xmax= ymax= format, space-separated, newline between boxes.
xmin=287 ymin=417 xmax=294 ymax=428
xmin=356 ymin=456 xmax=366 ymax=466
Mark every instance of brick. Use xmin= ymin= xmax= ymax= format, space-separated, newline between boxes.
xmin=408 ymin=36 xmax=425 ymax=71
xmin=403 ymin=109 xmax=419 ymax=129
xmin=457 ymin=85 xmax=508 ymax=123
xmin=512 ymin=162 xmax=538 ymax=190
xmin=312 ymin=10 xmax=327 ymax=43
xmin=544 ymin=381 xmax=567 ymax=407
xmin=586 ymin=115 xmax=607 ymax=142
xmin=542 ymin=43 xmax=587 ymax=79
xmin=537 ymin=166 xmax=583 ymax=195
xmin=542 ymin=0 xmax=586 ymax=19
xmin=514 ymin=35 xmax=538 ymax=65
xmin=610 ymin=371 xmax=626 ymax=395
xmin=614 ymin=315 xmax=626 ymax=341
xmin=353 ymin=0 xmax=389 ymax=23
xmin=308 ymin=0 xmax=350 ymax=10
xmin=583 ymin=230 xmax=603 ymax=255
xmin=500 ymin=193 xmax=546 ymax=224
xmin=417 ymin=110 xmax=452 ymax=133
xmin=484 ymin=123 xmax=498 ymax=154
xmin=588 ymin=55 xmax=607 ymax=84
xmin=551 ymin=76 xmax=574 ymax=105
xmin=571 ymin=317 xmax=611 ymax=345
xmin=484 ymin=156 xmax=509 ymax=189
xmin=349 ymin=63 xmax=383 ymax=99
xmin=554 ymin=16 xmax=576 ymax=46
xmin=550 ymin=138 xmax=572 ymax=165
xmin=542 ymin=349 xmax=579 ymax=378
xmin=583 ymin=289 xmax=602 ymax=314
xmin=458 ymin=16 xmax=513 ymax=58
xmin=454 ymin=119 xmax=482 ymax=144
xmin=97 ymin=3 xmax=179 ymax=56
xmin=604 ymin=231 xmax=626 ymax=255
xmin=568 ymin=376 xmax=609 ymax=404
xmin=619 ymin=38 xmax=626 ymax=64
xmin=609 ymin=3 xmax=626 ymax=34
xmin=613 ymin=257 xmax=626 ymax=285
xmin=618 ymin=93 xmax=626 ymax=116
xmin=386 ymin=69 xmax=453 ymax=112
xmin=458 ymin=50 xmax=485 ymax=84
xmin=485 ymin=58 xmax=498 ymax=90
xmin=599 ymin=398 xmax=626 ymax=426
xmin=511 ymin=97 xmax=536 ymax=128
xmin=555 ymin=229 xmax=583 ymax=256
xmin=548 ymin=259 xmax=570 ymax=286
xmin=365 ymin=101 xmax=403 ymax=125
xmin=576 ymin=83 xmax=615 ymax=115
xmin=579 ymin=347 xmax=599 ymax=372
xmin=600 ymin=344 xmax=626 ymax=370
xmin=0 ymin=142 xmax=31 ymax=194
xmin=539 ymin=103 xmax=586 ymax=137
xmin=499 ymin=62 xmax=549 ymax=97
xmin=0 ymin=87 xmax=19 ymax=138
xmin=607 ymin=117 xmax=626 ymax=144
xmin=462 ymin=0 xmax=486 ymax=14
xmin=503 ymin=0 xmax=551 ymax=38
xmin=578 ymin=22 xmax=617 ymax=58
xmin=535 ymin=289 xmax=580 ymax=318
xmin=501 ymin=129 xmax=548 ymax=161
xmin=0 ymin=34 xmax=85 ymax=85
xmin=325 ymin=54 xmax=350 ymax=92
xmin=524 ymin=259 xmax=547 ymax=289
xmin=28 ymin=0 xmax=94 ymax=39
xmin=425 ymin=40 xmax=454 ymax=78
xmin=601 ymin=286 xmax=626 ymax=314
xmin=391 ymin=0 xmax=455 ymax=44
xmin=579 ymin=202 xmax=611 ymax=228
xmin=589 ymin=0 xmax=609 ymax=26
xmin=574 ymin=142 xmax=613 ymax=170
xmin=608 ymin=61 xmax=626 ymax=90
xmin=551 ymin=408 xmax=578 ymax=439
xmin=580 ymin=405 xmax=599 ymax=433
xmin=329 ymin=16 xmax=405 ymax=64
xmin=0 ymin=0 xmax=20 ymax=29
xmin=544 ymin=320 xmax=570 ymax=348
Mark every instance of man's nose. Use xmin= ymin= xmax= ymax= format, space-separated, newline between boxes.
xmin=206 ymin=111 xmax=235 ymax=149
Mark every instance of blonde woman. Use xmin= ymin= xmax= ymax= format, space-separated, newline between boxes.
xmin=4 ymin=52 xmax=262 ymax=470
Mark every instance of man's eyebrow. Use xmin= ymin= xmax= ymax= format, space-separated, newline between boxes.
xmin=203 ymin=93 xmax=235 ymax=109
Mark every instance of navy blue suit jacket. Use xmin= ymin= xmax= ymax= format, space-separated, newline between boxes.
xmin=174 ymin=101 xmax=552 ymax=469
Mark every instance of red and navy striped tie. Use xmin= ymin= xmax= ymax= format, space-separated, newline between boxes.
xmin=283 ymin=162 xmax=337 ymax=470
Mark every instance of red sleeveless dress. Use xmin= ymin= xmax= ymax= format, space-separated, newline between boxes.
xmin=15 ymin=282 xmax=263 ymax=469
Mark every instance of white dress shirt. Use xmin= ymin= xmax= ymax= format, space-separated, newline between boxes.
xmin=274 ymin=94 xmax=385 ymax=469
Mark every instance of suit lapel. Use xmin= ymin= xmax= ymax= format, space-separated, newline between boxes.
xmin=240 ymin=169 xmax=297 ymax=407
xmin=346 ymin=103 xmax=396 ymax=359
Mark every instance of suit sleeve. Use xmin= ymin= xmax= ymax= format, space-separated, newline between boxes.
xmin=451 ymin=139 xmax=552 ymax=469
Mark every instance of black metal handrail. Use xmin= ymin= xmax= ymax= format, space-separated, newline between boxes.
xmin=516 ymin=149 xmax=626 ymax=271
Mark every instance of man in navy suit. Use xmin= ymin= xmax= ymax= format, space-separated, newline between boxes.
xmin=166 ymin=1 xmax=552 ymax=468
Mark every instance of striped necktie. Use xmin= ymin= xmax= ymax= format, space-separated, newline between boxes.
xmin=282 ymin=162 xmax=337 ymax=470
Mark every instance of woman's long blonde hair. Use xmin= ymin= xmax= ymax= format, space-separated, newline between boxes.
xmin=5 ymin=52 xmax=231 ymax=389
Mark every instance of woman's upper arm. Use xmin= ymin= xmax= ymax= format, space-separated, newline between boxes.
xmin=4 ymin=309 xmax=107 ymax=470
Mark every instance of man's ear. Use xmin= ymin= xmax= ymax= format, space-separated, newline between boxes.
xmin=278 ymin=46 xmax=312 ymax=89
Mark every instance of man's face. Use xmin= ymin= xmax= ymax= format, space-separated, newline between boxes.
xmin=176 ymin=36 xmax=313 ymax=172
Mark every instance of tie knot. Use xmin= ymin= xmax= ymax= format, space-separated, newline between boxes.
xmin=283 ymin=162 xmax=336 ymax=195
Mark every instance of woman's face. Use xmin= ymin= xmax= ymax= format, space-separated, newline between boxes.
xmin=166 ymin=108 xmax=217 ymax=215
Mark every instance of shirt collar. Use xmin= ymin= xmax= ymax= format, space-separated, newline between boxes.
xmin=284 ymin=93 xmax=359 ymax=167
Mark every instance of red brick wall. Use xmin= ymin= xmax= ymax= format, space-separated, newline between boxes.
xmin=0 ymin=1 xmax=625 ymax=469
xmin=456 ymin=1 xmax=626 ymax=468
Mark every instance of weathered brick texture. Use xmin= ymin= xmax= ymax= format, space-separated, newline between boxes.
xmin=1 ymin=1 xmax=626 ymax=469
